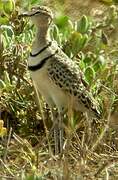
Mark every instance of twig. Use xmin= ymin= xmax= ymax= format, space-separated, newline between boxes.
xmin=91 ymin=98 xmax=113 ymax=151
xmin=33 ymin=80 xmax=53 ymax=156
xmin=3 ymin=127 xmax=12 ymax=162
xmin=94 ymin=158 xmax=118 ymax=177
xmin=101 ymin=84 xmax=118 ymax=97
xmin=0 ymin=159 xmax=14 ymax=177
xmin=0 ymin=175 xmax=13 ymax=179
xmin=105 ymin=168 xmax=109 ymax=180
xmin=91 ymin=124 xmax=109 ymax=151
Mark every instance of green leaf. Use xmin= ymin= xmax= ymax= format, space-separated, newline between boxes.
xmin=0 ymin=0 xmax=3 ymax=11
xmin=79 ymin=34 xmax=88 ymax=49
xmin=77 ymin=15 xmax=89 ymax=34
xmin=0 ymin=16 xmax=9 ymax=25
xmin=52 ymin=24 xmax=59 ymax=40
xmin=70 ymin=115 xmax=78 ymax=129
xmin=79 ymin=60 xmax=86 ymax=70
xmin=0 ymin=79 xmax=6 ymax=89
xmin=68 ymin=19 xmax=74 ymax=30
xmin=55 ymin=15 xmax=69 ymax=29
xmin=93 ymin=55 xmax=106 ymax=72
xmin=83 ymin=57 xmax=92 ymax=65
xmin=25 ymin=174 xmax=42 ymax=180
xmin=4 ymin=71 xmax=11 ymax=85
xmin=100 ymin=0 xmax=113 ymax=5
xmin=1 ymin=25 xmax=14 ymax=37
xmin=3 ymin=0 xmax=15 ymax=15
xmin=70 ymin=32 xmax=83 ymax=55
xmin=2 ymin=31 xmax=11 ymax=48
xmin=84 ymin=67 xmax=95 ymax=84
xmin=31 ymin=0 xmax=41 ymax=4
xmin=70 ymin=32 xmax=88 ymax=56
xmin=93 ymin=62 xmax=101 ymax=72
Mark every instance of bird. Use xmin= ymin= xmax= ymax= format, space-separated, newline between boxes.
xmin=20 ymin=6 xmax=101 ymax=154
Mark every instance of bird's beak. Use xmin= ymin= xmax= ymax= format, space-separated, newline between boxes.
xmin=19 ymin=11 xmax=36 ymax=18
xmin=19 ymin=12 xmax=31 ymax=18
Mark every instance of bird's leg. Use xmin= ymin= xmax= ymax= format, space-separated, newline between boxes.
xmin=54 ymin=119 xmax=59 ymax=155
xmin=85 ymin=112 xmax=92 ymax=146
xmin=58 ymin=108 xmax=65 ymax=154
xmin=50 ymin=108 xmax=59 ymax=155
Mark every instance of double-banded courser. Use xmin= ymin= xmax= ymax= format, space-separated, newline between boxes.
xmin=20 ymin=6 xmax=101 ymax=154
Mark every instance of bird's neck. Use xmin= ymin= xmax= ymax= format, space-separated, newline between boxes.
xmin=32 ymin=26 xmax=50 ymax=54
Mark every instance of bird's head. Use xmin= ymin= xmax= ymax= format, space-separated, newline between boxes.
xmin=20 ymin=6 xmax=53 ymax=28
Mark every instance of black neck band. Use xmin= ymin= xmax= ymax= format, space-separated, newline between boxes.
xmin=30 ymin=41 xmax=52 ymax=57
xmin=28 ymin=49 xmax=58 ymax=71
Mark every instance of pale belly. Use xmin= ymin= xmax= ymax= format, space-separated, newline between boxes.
xmin=30 ymin=69 xmax=69 ymax=112
xmin=30 ymin=67 xmax=90 ymax=115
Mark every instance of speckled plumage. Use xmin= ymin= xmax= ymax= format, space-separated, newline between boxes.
xmin=47 ymin=47 xmax=100 ymax=118
xmin=21 ymin=6 xmax=101 ymax=153
xmin=21 ymin=6 xmax=100 ymax=118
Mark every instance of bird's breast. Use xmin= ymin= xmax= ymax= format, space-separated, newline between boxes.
xmin=30 ymin=68 xmax=69 ymax=111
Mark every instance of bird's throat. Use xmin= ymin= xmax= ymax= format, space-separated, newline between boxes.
xmin=32 ymin=26 xmax=50 ymax=53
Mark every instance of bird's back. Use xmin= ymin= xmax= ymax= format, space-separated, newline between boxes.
xmin=47 ymin=45 xmax=101 ymax=118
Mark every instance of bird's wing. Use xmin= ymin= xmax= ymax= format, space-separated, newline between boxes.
xmin=47 ymin=51 xmax=101 ymax=118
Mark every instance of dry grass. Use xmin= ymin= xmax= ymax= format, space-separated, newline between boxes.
xmin=1 ymin=116 xmax=118 ymax=179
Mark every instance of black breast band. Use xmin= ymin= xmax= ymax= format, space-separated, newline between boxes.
xmin=30 ymin=41 xmax=52 ymax=57
xmin=28 ymin=49 xmax=58 ymax=71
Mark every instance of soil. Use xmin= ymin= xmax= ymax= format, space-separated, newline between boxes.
xmin=44 ymin=0 xmax=106 ymax=19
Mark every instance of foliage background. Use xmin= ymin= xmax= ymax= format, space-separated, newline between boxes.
xmin=0 ymin=0 xmax=118 ymax=179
